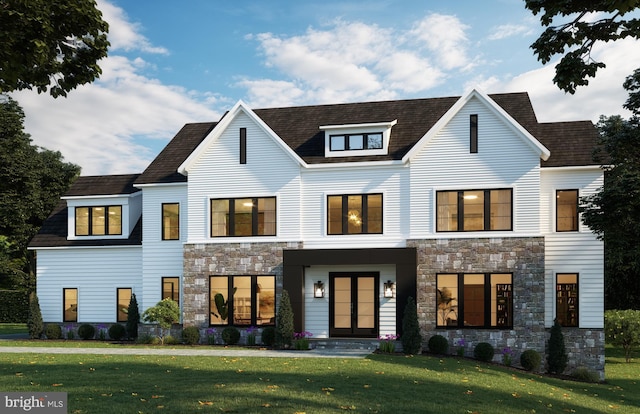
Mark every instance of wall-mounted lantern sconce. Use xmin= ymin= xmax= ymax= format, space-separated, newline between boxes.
xmin=384 ymin=280 xmax=395 ymax=298
xmin=314 ymin=281 xmax=325 ymax=298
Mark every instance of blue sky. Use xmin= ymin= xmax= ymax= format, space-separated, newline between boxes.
xmin=11 ymin=0 xmax=640 ymax=175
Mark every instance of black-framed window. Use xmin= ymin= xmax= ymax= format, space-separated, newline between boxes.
xmin=470 ymin=114 xmax=478 ymax=153
xmin=556 ymin=273 xmax=578 ymax=327
xmin=436 ymin=273 xmax=513 ymax=328
xmin=210 ymin=197 xmax=276 ymax=237
xmin=327 ymin=194 xmax=383 ymax=235
xmin=75 ymin=206 xmax=122 ymax=236
xmin=63 ymin=288 xmax=78 ymax=322
xmin=556 ymin=190 xmax=579 ymax=232
xmin=209 ymin=275 xmax=276 ymax=326
xmin=330 ymin=133 xmax=383 ymax=151
xmin=162 ymin=203 xmax=180 ymax=240
xmin=162 ymin=277 xmax=180 ymax=305
xmin=117 ymin=288 xmax=132 ymax=322
xmin=436 ymin=189 xmax=512 ymax=232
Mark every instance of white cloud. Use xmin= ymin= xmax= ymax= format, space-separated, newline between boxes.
xmin=488 ymin=24 xmax=533 ymax=40
xmin=409 ymin=14 xmax=472 ymax=70
xmin=12 ymin=1 xmax=221 ymax=176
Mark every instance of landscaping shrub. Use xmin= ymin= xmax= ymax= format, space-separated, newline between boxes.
xmin=261 ymin=326 xmax=276 ymax=346
xmin=108 ymin=324 xmax=126 ymax=341
xmin=605 ymin=309 xmax=640 ymax=362
xmin=275 ymin=289 xmax=294 ymax=348
xmin=164 ymin=335 xmax=180 ymax=345
xmin=520 ymin=349 xmax=541 ymax=371
xmin=427 ymin=334 xmax=449 ymax=354
xmin=77 ymin=324 xmax=96 ymax=340
xmin=135 ymin=333 xmax=158 ymax=344
xmin=45 ymin=324 xmax=62 ymax=340
xmin=142 ymin=298 xmax=180 ymax=344
xmin=182 ymin=326 xmax=201 ymax=345
xmin=222 ymin=326 xmax=240 ymax=345
xmin=571 ymin=367 xmax=599 ymax=383
xmin=474 ymin=342 xmax=495 ymax=362
xmin=0 ymin=290 xmax=29 ymax=323
xmin=126 ymin=293 xmax=140 ymax=340
xmin=27 ymin=292 xmax=43 ymax=339
xmin=401 ymin=296 xmax=422 ymax=355
xmin=547 ymin=319 xmax=568 ymax=374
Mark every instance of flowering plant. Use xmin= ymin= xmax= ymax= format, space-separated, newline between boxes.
xmin=206 ymin=327 xmax=217 ymax=345
xmin=96 ymin=324 xmax=107 ymax=341
xmin=245 ymin=326 xmax=259 ymax=346
xmin=501 ymin=347 xmax=514 ymax=366
xmin=454 ymin=338 xmax=466 ymax=357
xmin=64 ymin=324 xmax=75 ymax=340
xmin=293 ymin=331 xmax=313 ymax=350
xmin=378 ymin=334 xmax=398 ymax=353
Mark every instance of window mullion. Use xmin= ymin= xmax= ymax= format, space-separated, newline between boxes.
xmin=362 ymin=195 xmax=368 ymax=233
xmin=484 ymin=274 xmax=491 ymax=328
xmin=457 ymin=274 xmax=464 ymax=328
xmin=457 ymin=192 xmax=464 ymax=231
xmin=342 ymin=196 xmax=349 ymax=234
xmin=228 ymin=276 xmax=235 ymax=324
xmin=229 ymin=199 xmax=236 ymax=236
xmin=484 ymin=191 xmax=491 ymax=231
xmin=252 ymin=198 xmax=258 ymax=235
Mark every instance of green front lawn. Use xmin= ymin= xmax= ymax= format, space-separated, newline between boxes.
xmin=0 ymin=346 xmax=637 ymax=413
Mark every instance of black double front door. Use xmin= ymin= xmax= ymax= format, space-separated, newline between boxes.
xmin=329 ymin=272 xmax=379 ymax=337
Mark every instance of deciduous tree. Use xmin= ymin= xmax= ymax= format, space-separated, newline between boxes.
xmin=526 ymin=0 xmax=640 ymax=93
xmin=0 ymin=0 xmax=109 ymax=97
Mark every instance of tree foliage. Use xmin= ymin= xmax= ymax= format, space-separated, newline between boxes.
xmin=142 ymin=298 xmax=180 ymax=344
xmin=0 ymin=96 xmax=80 ymax=290
xmin=401 ymin=296 xmax=422 ymax=355
xmin=547 ymin=319 xmax=568 ymax=374
xmin=526 ymin=0 xmax=640 ymax=93
xmin=275 ymin=289 xmax=294 ymax=348
xmin=605 ymin=309 xmax=640 ymax=362
xmin=0 ymin=0 xmax=109 ymax=97
xmin=126 ymin=293 xmax=140 ymax=340
xmin=27 ymin=292 xmax=43 ymax=339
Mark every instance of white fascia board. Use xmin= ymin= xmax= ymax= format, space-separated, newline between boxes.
xmin=27 ymin=245 xmax=142 ymax=251
xmin=402 ymin=88 xmax=551 ymax=163
xmin=320 ymin=119 xmax=398 ymax=130
xmin=540 ymin=165 xmax=605 ymax=173
xmin=304 ymin=160 xmax=405 ymax=169
xmin=62 ymin=192 xmax=141 ymax=201
xmin=178 ymin=100 xmax=307 ymax=175
xmin=133 ymin=182 xmax=187 ymax=189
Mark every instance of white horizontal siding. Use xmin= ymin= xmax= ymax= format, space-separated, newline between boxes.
xmin=186 ymin=112 xmax=302 ymax=243
xmin=544 ymin=233 xmax=604 ymax=328
xmin=36 ymin=247 xmax=142 ymax=323
xmin=304 ymin=265 xmax=396 ymax=338
xmin=300 ymin=165 xmax=409 ymax=248
xmin=409 ymin=96 xmax=542 ymax=237
xmin=141 ymin=184 xmax=188 ymax=313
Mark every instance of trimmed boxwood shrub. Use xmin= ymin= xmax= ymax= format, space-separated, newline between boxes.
xmin=473 ymin=342 xmax=495 ymax=362
xmin=222 ymin=326 xmax=240 ymax=345
xmin=182 ymin=326 xmax=201 ymax=345
xmin=261 ymin=326 xmax=276 ymax=346
xmin=108 ymin=324 xmax=126 ymax=340
xmin=427 ymin=334 xmax=449 ymax=354
xmin=520 ymin=349 xmax=541 ymax=371
xmin=77 ymin=324 xmax=96 ymax=340
xmin=45 ymin=324 xmax=62 ymax=340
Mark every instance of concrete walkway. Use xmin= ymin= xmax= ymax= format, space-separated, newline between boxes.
xmin=0 ymin=335 xmax=373 ymax=358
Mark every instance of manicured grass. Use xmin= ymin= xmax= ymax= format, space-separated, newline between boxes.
xmin=0 ymin=323 xmax=27 ymax=335
xmin=0 ymin=348 xmax=638 ymax=413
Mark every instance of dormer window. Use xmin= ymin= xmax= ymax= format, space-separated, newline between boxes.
xmin=322 ymin=120 xmax=397 ymax=158
xmin=75 ymin=206 xmax=122 ymax=236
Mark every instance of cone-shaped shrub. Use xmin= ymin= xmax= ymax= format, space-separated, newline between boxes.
xmin=275 ymin=290 xmax=294 ymax=348
xmin=547 ymin=319 xmax=568 ymax=374
xmin=401 ymin=296 xmax=422 ymax=354
xmin=126 ymin=293 xmax=140 ymax=340
xmin=27 ymin=292 xmax=43 ymax=339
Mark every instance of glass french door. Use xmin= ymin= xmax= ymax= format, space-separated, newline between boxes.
xmin=329 ymin=273 xmax=379 ymax=337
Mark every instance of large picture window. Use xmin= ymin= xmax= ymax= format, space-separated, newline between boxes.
xmin=210 ymin=276 xmax=276 ymax=326
xmin=436 ymin=189 xmax=512 ymax=232
xmin=327 ymin=194 xmax=383 ymax=235
xmin=63 ymin=288 xmax=78 ymax=322
xmin=556 ymin=190 xmax=579 ymax=232
xmin=162 ymin=203 xmax=180 ymax=240
xmin=75 ymin=206 xmax=122 ymax=236
xmin=556 ymin=273 xmax=578 ymax=327
xmin=162 ymin=277 xmax=180 ymax=305
xmin=436 ymin=273 xmax=513 ymax=328
xmin=210 ymin=197 xmax=276 ymax=237
xmin=117 ymin=288 xmax=132 ymax=322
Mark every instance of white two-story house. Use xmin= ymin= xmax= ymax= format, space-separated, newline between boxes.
xmin=29 ymin=89 xmax=605 ymax=376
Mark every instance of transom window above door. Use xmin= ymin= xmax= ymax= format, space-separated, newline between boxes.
xmin=327 ymin=194 xmax=383 ymax=235
xmin=436 ymin=189 xmax=512 ymax=232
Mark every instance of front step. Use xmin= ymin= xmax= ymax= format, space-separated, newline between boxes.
xmin=309 ymin=338 xmax=380 ymax=351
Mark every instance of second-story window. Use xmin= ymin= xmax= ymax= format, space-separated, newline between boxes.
xmin=210 ymin=197 xmax=276 ymax=237
xmin=436 ymin=189 xmax=512 ymax=232
xmin=330 ymin=133 xmax=383 ymax=151
xmin=75 ymin=206 xmax=122 ymax=236
xmin=162 ymin=203 xmax=180 ymax=240
xmin=556 ymin=189 xmax=579 ymax=232
xmin=327 ymin=194 xmax=383 ymax=235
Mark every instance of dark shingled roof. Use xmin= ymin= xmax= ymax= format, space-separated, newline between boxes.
xmin=28 ymin=174 xmax=142 ymax=248
xmin=135 ymin=122 xmax=216 ymax=185
xmin=538 ymin=121 xmax=601 ymax=167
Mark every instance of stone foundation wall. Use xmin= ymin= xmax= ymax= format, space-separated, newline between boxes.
xmin=556 ymin=328 xmax=605 ymax=380
xmin=182 ymin=241 xmax=302 ymax=327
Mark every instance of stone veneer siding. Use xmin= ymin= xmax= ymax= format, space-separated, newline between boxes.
xmin=182 ymin=241 xmax=302 ymax=328
xmin=406 ymin=236 xmax=604 ymax=379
